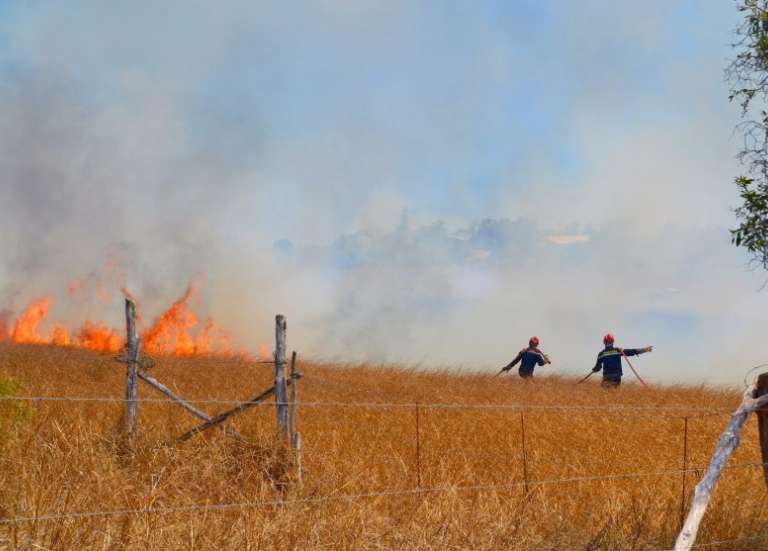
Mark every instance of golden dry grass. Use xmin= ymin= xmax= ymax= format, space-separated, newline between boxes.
xmin=0 ymin=342 xmax=767 ymax=550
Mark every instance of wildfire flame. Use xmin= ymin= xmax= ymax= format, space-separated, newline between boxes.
xmin=1 ymin=277 xmax=261 ymax=358
xmin=11 ymin=298 xmax=52 ymax=344
xmin=141 ymin=283 xmax=230 ymax=356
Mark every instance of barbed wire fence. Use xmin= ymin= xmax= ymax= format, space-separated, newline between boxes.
xmin=0 ymin=462 xmax=765 ymax=525
xmin=0 ymin=394 xmax=738 ymax=415
xmin=1 ymin=306 xmax=768 ymax=549
xmin=1 ymin=386 xmax=765 ymax=547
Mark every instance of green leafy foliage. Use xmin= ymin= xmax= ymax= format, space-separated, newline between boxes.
xmin=729 ymin=1 xmax=768 ymax=268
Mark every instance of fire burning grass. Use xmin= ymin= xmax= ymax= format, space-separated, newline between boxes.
xmin=0 ymin=281 xmax=243 ymax=358
xmin=0 ymin=343 xmax=767 ymax=549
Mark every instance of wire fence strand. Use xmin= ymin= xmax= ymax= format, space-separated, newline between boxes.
xmin=1 ymin=462 xmax=765 ymax=526
xmin=0 ymin=394 xmax=735 ymax=416
xmin=661 ymin=531 xmax=768 ymax=550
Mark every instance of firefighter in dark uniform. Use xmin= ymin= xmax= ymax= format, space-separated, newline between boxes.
xmin=592 ymin=333 xmax=653 ymax=387
xmin=501 ymin=336 xmax=551 ymax=378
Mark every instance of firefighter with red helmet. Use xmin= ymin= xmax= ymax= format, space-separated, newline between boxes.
xmin=500 ymin=336 xmax=551 ymax=378
xmin=592 ymin=333 xmax=653 ymax=387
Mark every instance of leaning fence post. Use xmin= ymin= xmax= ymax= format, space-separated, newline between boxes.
xmin=755 ymin=372 xmax=768 ymax=490
xmin=123 ymin=298 xmax=139 ymax=445
xmin=674 ymin=381 xmax=768 ymax=550
xmin=274 ymin=315 xmax=288 ymax=441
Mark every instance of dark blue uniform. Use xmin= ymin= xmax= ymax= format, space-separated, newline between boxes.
xmin=592 ymin=345 xmax=645 ymax=386
xmin=507 ymin=347 xmax=548 ymax=378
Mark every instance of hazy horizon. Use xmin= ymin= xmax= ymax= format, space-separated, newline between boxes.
xmin=1 ymin=1 xmax=766 ymax=386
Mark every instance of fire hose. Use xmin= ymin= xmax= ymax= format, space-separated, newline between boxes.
xmin=577 ymin=350 xmax=649 ymax=387
xmin=621 ymin=351 xmax=648 ymax=387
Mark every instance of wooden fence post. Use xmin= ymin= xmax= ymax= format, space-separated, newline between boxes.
xmin=293 ymin=432 xmax=303 ymax=487
xmin=678 ymin=416 xmax=689 ymax=530
xmin=123 ymin=298 xmax=139 ymax=445
xmin=520 ymin=412 xmax=530 ymax=494
xmin=674 ymin=382 xmax=768 ymax=550
xmin=415 ymin=403 xmax=422 ymax=488
xmin=274 ymin=315 xmax=288 ymax=441
xmin=289 ymin=350 xmax=303 ymax=485
xmin=755 ymin=372 xmax=768 ymax=490
xmin=289 ymin=351 xmax=298 ymax=442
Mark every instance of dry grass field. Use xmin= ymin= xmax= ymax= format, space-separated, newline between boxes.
xmin=0 ymin=342 xmax=767 ymax=550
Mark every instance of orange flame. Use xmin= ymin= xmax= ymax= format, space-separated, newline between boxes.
xmin=76 ymin=322 xmax=121 ymax=353
xmin=140 ymin=284 xmax=234 ymax=356
xmin=142 ymin=284 xmax=199 ymax=355
xmin=3 ymin=275 xmax=249 ymax=358
xmin=194 ymin=319 xmax=214 ymax=353
xmin=50 ymin=324 xmax=71 ymax=347
xmin=11 ymin=298 xmax=51 ymax=344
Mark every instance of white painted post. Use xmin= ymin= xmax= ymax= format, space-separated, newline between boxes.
xmin=274 ymin=315 xmax=288 ymax=440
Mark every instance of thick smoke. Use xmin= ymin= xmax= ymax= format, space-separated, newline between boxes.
xmin=1 ymin=1 xmax=766 ymax=385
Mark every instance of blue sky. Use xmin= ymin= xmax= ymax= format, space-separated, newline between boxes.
xmin=1 ymin=1 xmax=765 ymax=384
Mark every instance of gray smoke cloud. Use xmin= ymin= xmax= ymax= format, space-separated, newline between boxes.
xmin=1 ymin=1 xmax=766 ymax=385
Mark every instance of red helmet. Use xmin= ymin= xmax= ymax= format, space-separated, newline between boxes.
xmin=603 ymin=333 xmax=615 ymax=345
xmin=529 ymin=336 xmax=540 ymax=347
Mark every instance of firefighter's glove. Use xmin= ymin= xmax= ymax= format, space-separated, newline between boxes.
xmin=592 ymin=366 xmax=601 ymax=373
xmin=643 ymin=346 xmax=653 ymax=353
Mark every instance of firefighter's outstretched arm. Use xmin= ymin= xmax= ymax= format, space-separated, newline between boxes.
xmin=622 ymin=346 xmax=653 ymax=357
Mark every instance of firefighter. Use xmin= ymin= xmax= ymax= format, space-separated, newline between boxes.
xmin=592 ymin=333 xmax=653 ymax=387
xmin=500 ymin=336 xmax=551 ymax=378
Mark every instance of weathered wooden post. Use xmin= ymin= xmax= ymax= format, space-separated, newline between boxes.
xmin=415 ymin=403 xmax=422 ymax=488
xmin=274 ymin=315 xmax=288 ymax=440
xmin=289 ymin=351 xmax=298 ymax=441
xmin=289 ymin=350 xmax=302 ymax=485
xmin=755 ymin=372 xmax=768 ymax=490
xmin=123 ymin=298 xmax=139 ymax=445
xmin=520 ymin=412 xmax=530 ymax=494
xmin=674 ymin=381 xmax=768 ymax=550
xmin=678 ymin=416 xmax=689 ymax=530
xmin=293 ymin=432 xmax=303 ymax=487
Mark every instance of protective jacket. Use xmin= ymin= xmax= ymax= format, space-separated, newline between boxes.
xmin=508 ymin=347 xmax=549 ymax=377
xmin=592 ymin=345 xmax=644 ymax=378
